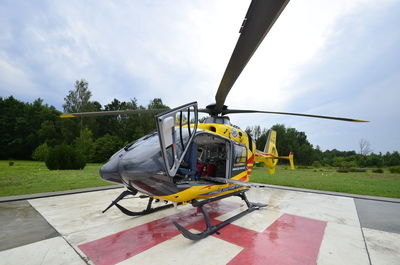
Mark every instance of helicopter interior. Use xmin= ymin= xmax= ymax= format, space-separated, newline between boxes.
xmin=175 ymin=132 xmax=231 ymax=184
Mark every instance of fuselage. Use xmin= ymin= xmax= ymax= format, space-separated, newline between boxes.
xmin=100 ymin=122 xmax=257 ymax=203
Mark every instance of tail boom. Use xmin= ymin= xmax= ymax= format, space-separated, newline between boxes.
xmin=254 ymin=130 xmax=295 ymax=174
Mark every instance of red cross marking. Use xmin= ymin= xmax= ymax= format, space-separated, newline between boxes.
xmin=78 ymin=201 xmax=326 ymax=265
xmin=215 ymin=214 xmax=326 ymax=265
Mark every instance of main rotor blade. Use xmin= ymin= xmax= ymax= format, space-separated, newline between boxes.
xmin=198 ymin=108 xmax=212 ymax=114
xmin=224 ymin=109 xmax=369 ymax=122
xmin=60 ymin=109 xmax=167 ymax=118
xmin=214 ymin=0 xmax=290 ymax=114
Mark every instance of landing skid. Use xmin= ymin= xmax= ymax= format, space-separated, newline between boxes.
xmin=102 ymin=190 xmax=175 ymax=216
xmin=173 ymin=190 xmax=267 ymax=240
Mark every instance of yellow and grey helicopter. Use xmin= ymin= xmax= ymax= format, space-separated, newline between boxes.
xmin=61 ymin=0 xmax=367 ymax=240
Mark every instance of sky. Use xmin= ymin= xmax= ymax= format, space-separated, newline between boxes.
xmin=1 ymin=0 xmax=399 ymax=153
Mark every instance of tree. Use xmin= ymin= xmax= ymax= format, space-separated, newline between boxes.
xmin=93 ymin=134 xmax=124 ymax=163
xmin=148 ymin=98 xmax=169 ymax=110
xmin=384 ymin=151 xmax=400 ymax=166
xmin=62 ymin=79 xmax=101 ymax=137
xmin=38 ymin=120 xmax=62 ymax=146
xmin=359 ymin=139 xmax=372 ymax=155
xmin=270 ymin=124 xmax=315 ymax=165
xmin=0 ymin=96 xmax=60 ymax=159
xmin=138 ymin=98 xmax=170 ymax=135
xmin=333 ymin=156 xmax=345 ymax=167
xmin=100 ymin=98 xmax=139 ymax=141
xmin=63 ymin=79 xmax=92 ymax=113
xmin=367 ymin=154 xmax=383 ymax=167
xmin=74 ymin=128 xmax=95 ymax=162
xmin=256 ymin=132 xmax=268 ymax=151
xmin=245 ymin=126 xmax=264 ymax=143
xmin=314 ymin=145 xmax=323 ymax=162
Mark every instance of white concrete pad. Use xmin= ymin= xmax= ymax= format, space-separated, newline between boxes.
xmin=29 ymin=188 xmax=186 ymax=236
xmin=363 ymin=228 xmax=400 ymax=265
xmin=0 ymin=237 xmax=86 ymax=265
xmin=29 ymin=189 xmax=127 ymax=235
xmin=65 ymin=203 xmax=193 ymax=247
xmin=215 ymin=204 xmax=283 ymax=232
xmin=18 ymin=187 xmax=396 ymax=265
xmin=29 ymin=188 xmax=360 ymax=238
xmin=248 ymin=188 xmax=360 ymax=227
xmin=317 ymin=222 xmax=370 ymax=265
xmin=118 ymin=229 xmax=243 ymax=265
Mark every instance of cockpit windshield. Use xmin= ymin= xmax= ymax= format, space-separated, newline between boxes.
xmin=123 ymin=131 xmax=158 ymax=152
xmin=117 ymin=129 xmax=191 ymax=175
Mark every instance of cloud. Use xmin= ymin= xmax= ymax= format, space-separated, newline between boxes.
xmin=0 ymin=56 xmax=38 ymax=99
xmin=228 ymin=0 xmax=400 ymax=152
xmin=0 ymin=0 xmax=399 ymax=152
xmin=239 ymin=0 xmax=400 ymax=153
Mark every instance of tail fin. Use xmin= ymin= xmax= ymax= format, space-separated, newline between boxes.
xmin=279 ymin=152 xmax=295 ymax=170
xmin=263 ymin=130 xmax=279 ymax=174
xmin=254 ymin=130 xmax=295 ymax=174
xmin=264 ymin=130 xmax=277 ymax=154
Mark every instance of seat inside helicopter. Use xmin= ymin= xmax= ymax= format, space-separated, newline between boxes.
xmin=175 ymin=133 xmax=231 ymax=184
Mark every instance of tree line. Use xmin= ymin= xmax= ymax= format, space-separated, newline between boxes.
xmin=1 ymin=80 xmax=169 ymax=163
xmin=246 ymin=125 xmax=400 ymax=168
xmin=1 ymin=79 xmax=399 ymax=168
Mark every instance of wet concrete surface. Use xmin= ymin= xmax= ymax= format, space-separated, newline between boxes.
xmin=0 ymin=187 xmax=399 ymax=265
xmin=0 ymin=200 xmax=59 ymax=251
xmin=355 ymin=198 xmax=400 ymax=234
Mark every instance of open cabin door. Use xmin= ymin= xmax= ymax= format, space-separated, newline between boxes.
xmin=156 ymin=102 xmax=198 ymax=177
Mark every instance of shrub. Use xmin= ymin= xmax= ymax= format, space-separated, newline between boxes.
xmin=389 ymin=166 xmax=400 ymax=173
xmin=347 ymin=168 xmax=367 ymax=173
xmin=342 ymin=161 xmax=358 ymax=168
xmin=9 ymin=160 xmax=14 ymax=166
xmin=297 ymin=166 xmax=312 ymax=169
xmin=45 ymin=144 xmax=86 ymax=170
xmin=312 ymin=161 xmax=322 ymax=168
xmin=32 ymin=143 xmax=49 ymax=161
xmin=372 ymin=168 xmax=384 ymax=173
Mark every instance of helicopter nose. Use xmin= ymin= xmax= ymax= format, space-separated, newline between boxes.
xmin=100 ymin=157 xmax=123 ymax=184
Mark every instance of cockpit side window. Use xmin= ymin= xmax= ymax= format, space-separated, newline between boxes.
xmin=232 ymin=143 xmax=247 ymax=176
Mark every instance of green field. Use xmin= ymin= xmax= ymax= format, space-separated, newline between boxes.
xmin=251 ymin=166 xmax=400 ymax=198
xmin=0 ymin=160 xmax=114 ymax=197
xmin=1 ymin=161 xmax=400 ymax=198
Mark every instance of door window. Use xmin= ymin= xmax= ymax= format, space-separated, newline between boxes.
xmin=156 ymin=102 xmax=198 ymax=176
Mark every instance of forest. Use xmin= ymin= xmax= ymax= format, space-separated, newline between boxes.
xmin=1 ymin=79 xmax=399 ymax=169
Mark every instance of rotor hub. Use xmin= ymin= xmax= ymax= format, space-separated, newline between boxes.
xmin=206 ymin=104 xmax=228 ymax=116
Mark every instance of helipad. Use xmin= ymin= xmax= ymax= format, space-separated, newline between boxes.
xmin=1 ymin=187 xmax=399 ymax=265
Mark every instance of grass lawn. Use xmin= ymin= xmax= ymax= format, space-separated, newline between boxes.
xmin=0 ymin=160 xmax=115 ymax=197
xmin=1 ymin=161 xmax=400 ymax=199
xmin=251 ymin=165 xmax=400 ymax=199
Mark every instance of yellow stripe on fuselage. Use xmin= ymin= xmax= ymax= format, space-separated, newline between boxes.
xmin=156 ymin=171 xmax=249 ymax=203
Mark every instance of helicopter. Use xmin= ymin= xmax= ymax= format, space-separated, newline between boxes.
xmin=61 ymin=0 xmax=367 ymax=240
